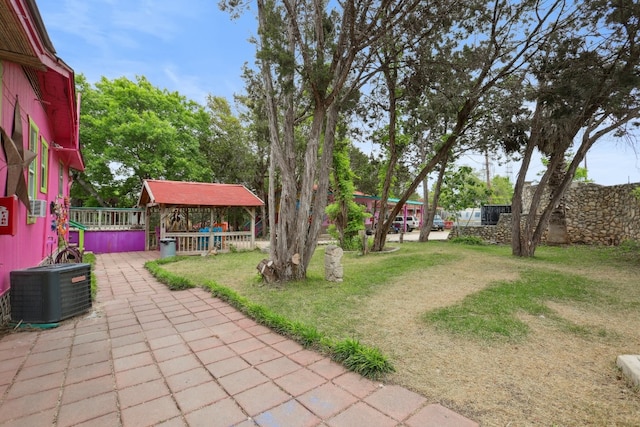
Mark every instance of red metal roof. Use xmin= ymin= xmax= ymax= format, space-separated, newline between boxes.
xmin=138 ymin=180 xmax=264 ymax=208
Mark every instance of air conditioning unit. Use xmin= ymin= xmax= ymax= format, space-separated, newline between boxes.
xmin=29 ymin=199 xmax=47 ymax=217
xmin=10 ymin=263 xmax=92 ymax=323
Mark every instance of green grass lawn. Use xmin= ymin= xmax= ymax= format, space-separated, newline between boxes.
xmin=151 ymin=240 xmax=640 ymax=377
xmin=156 ymin=243 xmax=459 ymax=336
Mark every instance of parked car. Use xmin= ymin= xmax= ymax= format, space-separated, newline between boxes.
xmin=392 ymin=215 xmax=419 ymax=232
xmin=366 ymin=222 xmax=399 ymax=234
xmin=431 ymin=214 xmax=445 ymax=231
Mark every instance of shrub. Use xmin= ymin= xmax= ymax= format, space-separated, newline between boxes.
xmin=82 ymin=252 xmax=98 ymax=299
xmin=450 ymin=235 xmax=486 ymax=245
xmin=332 ymin=338 xmax=395 ymax=379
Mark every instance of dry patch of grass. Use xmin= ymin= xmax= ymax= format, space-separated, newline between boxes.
xmin=162 ymin=242 xmax=640 ymax=426
xmin=356 ymin=245 xmax=640 ymax=426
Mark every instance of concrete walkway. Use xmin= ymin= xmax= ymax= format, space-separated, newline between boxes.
xmin=0 ymin=252 xmax=478 ymax=427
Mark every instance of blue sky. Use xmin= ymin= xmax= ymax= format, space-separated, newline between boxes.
xmin=38 ymin=0 xmax=256 ymax=104
xmin=38 ymin=1 xmax=640 ymax=187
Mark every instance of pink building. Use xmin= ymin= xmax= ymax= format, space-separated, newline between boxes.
xmin=350 ymin=192 xmax=424 ymax=231
xmin=0 ymin=0 xmax=83 ymax=322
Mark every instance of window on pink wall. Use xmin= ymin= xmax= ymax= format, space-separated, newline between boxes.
xmin=27 ymin=118 xmax=39 ymax=224
xmin=40 ymin=137 xmax=49 ymax=193
xmin=28 ymin=119 xmax=39 ymax=199
xmin=58 ymin=162 xmax=64 ymax=197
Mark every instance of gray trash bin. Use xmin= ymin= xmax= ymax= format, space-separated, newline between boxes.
xmin=159 ymin=238 xmax=176 ymax=258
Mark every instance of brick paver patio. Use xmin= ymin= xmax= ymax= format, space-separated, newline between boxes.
xmin=0 ymin=251 xmax=479 ymax=426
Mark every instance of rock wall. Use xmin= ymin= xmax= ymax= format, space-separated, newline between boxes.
xmin=452 ymin=182 xmax=640 ymax=246
xmin=560 ymin=182 xmax=640 ymax=245
xmin=450 ymin=214 xmax=519 ymax=244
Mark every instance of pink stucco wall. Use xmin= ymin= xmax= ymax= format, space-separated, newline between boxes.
xmin=0 ymin=62 xmax=71 ymax=297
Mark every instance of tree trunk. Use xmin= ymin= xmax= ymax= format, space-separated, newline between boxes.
xmin=377 ymin=99 xmax=475 ymax=248
xmin=418 ymin=176 xmax=430 ymax=242
xmin=419 ymin=158 xmax=447 ymax=242
xmin=372 ymin=62 xmax=399 ymax=252
xmin=255 ymin=0 xmax=424 ymax=280
xmin=512 ymin=103 xmax=543 ymax=257
xmin=259 ymin=0 xmax=299 ymax=282
xmin=545 ymin=159 xmax=569 ymax=245
xmin=304 ymin=103 xmax=340 ymax=267
xmin=259 ymin=204 xmax=267 ymax=238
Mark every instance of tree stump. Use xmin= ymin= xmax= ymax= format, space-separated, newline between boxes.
xmin=257 ymin=259 xmax=278 ymax=283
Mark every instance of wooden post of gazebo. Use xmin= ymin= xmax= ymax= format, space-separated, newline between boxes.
xmin=144 ymin=205 xmax=150 ymax=251
xmin=249 ymin=207 xmax=256 ymax=248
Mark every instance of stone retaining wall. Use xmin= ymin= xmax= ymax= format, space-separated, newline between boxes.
xmin=450 ymin=214 xmax=515 ymax=244
xmin=452 ymin=182 xmax=640 ymax=246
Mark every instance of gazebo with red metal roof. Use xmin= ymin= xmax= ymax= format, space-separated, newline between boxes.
xmin=138 ymin=179 xmax=264 ymax=254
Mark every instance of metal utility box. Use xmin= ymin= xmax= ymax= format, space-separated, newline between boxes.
xmin=481 ymin=205 xmax=512 ymax=226
xmin=10 ymin=263 xmax=92 ymax=323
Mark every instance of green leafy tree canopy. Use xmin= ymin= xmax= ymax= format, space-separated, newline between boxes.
xmin=74 ymin=75 xmax=212 ymax=207
xmin=439 ymin=166 xmax=491 ymax=220
xmin=490 ymin=175 xmax=514 ymax=205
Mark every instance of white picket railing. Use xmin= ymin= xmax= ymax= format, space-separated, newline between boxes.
xmin=166 ymin=231 xmax=256 ymax=255
xmin=70 ymin=207 xmax=145 ymax=230
xmin=69 ymin=207 xmax=258 ymax=254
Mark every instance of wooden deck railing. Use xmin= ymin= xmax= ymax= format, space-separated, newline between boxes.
xmin=69 ymin=207 xmax=257 ymax=254
xmin=70 ymin=207 xmax=145 ymax=230
xmin=166 ymin=231 xmax=256 ymax=255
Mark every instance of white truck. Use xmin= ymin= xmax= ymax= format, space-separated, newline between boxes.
xmin=392 ymin=215 xmax=419 ymax=232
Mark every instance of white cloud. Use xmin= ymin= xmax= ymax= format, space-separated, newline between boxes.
xmin=110 ymin=1 xmax=179 ymax=41
xmin=163 ymin=65 xmax=209 ymax=104
xmin=44 ymin=0 xmax=110 ymax=50
xmin=44 ymin=0 xmax=205 ymax=50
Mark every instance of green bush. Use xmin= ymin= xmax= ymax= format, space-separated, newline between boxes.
xmin=332 ymin=338 xmax=395 ymax=379
xmin=82 ymin=252 xmax=98 ymax=299
xmin=342 ymin=235 xmax=363 ymax=251
xmin=450 ymin=235 xmax=486 ymax=245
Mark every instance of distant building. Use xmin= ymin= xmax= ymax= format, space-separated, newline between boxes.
xmin=455 ymin=208 xmax=482 ymax=226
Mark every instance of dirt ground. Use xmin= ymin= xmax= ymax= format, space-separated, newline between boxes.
xmin=354 ymin=250 xmax=640 ymax=426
